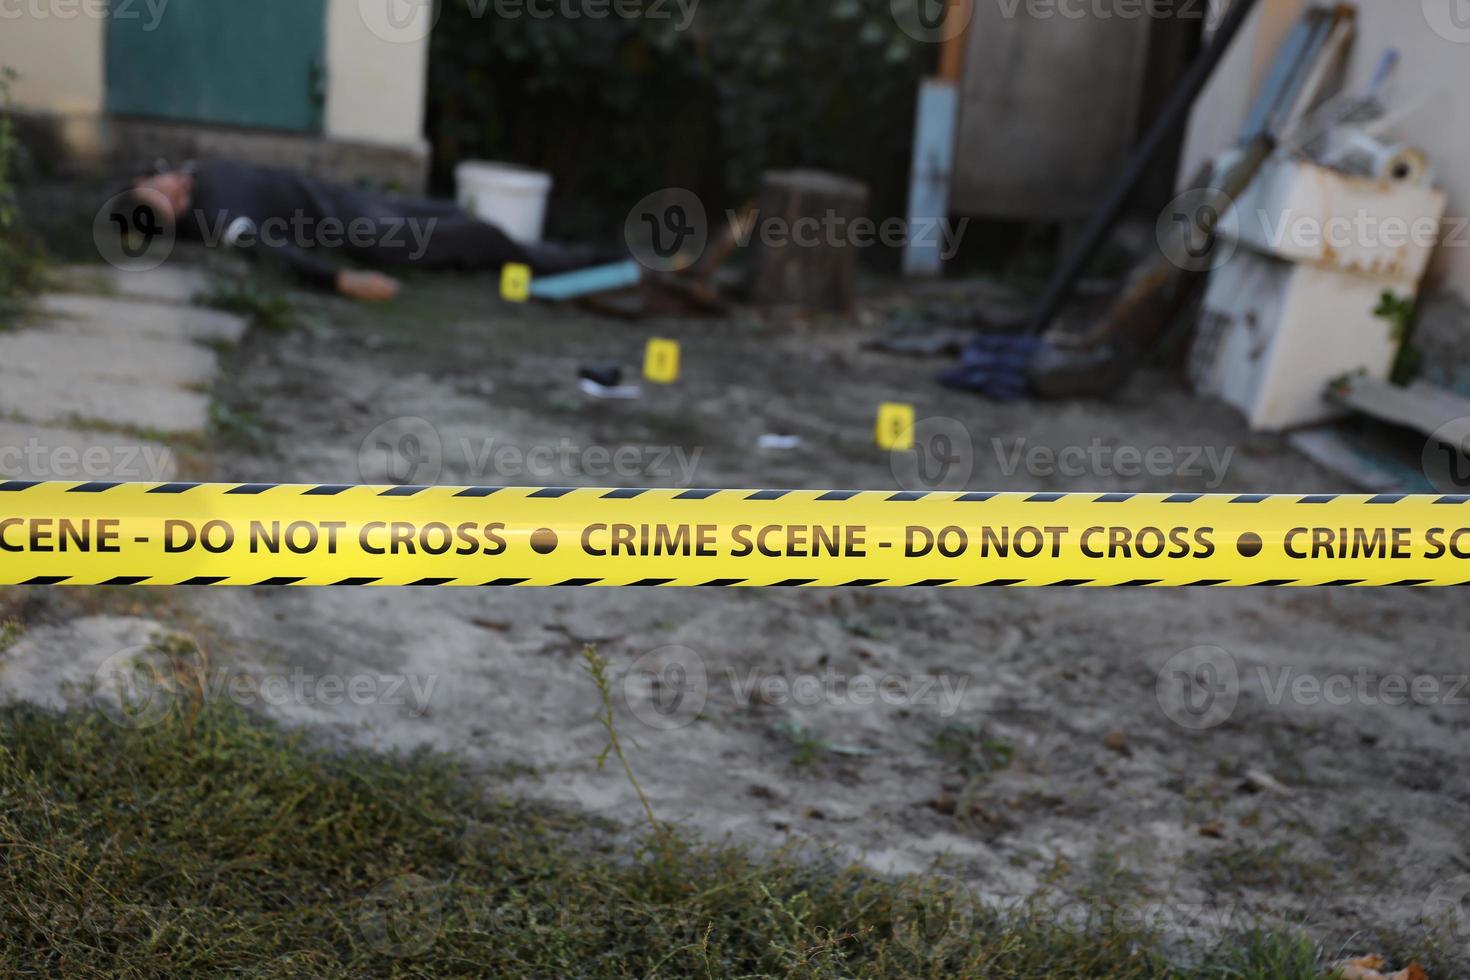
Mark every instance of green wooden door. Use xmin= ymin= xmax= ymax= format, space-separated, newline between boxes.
xmin=106 ymin=0 xmax=328 ymax=132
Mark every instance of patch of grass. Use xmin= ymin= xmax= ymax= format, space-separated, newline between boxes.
xmin=0 ymin=702 xmax=1404 ymax=978
xmin=1197 ymin=842 xmax=1333 ymax=896
xmin=196 ymin=277 xmax=301 ymax=332
xmin=0 ymin=617 xmax=22 ymax=653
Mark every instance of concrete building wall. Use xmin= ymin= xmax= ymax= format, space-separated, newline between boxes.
xmin=325 ymin=0 xmax=430 ymax=149
xmin=0 ymin=0 xmax=428 ymax=167
xmin=1180 ymin=0 xmax=1470 ymax=299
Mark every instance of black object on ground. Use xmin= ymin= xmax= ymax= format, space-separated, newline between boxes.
xmin=579 ymin=363 xmax=624 ymax=388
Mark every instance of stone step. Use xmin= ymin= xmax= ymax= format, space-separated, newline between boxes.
xmin=55 ymin=264 xmax=213 ymax=305
xmin=0 ymin=323 xmax=219 ymax=389
xmin=37 ymin=293 xmax=248 ymax=346
xmin=0 ymin=422 xmax=179 ymax=482
xmin=0 ymin=371 xmax=210 ymax=435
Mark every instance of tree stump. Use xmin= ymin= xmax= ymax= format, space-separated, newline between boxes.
xmin=749 ymin=170 xmax=870 ymax=315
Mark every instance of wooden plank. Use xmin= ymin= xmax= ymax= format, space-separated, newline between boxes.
xmin=1329 ymin=376 xmax=1470 ymax=444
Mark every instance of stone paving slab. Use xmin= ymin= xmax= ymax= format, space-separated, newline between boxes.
xmin=37 ymin=293 xmax=248 ymax=346
xmin=0 ymin=422 xmax=178 ymax=482
xmin=0 ymin=323 xmax=219 ymax=389
xmin=0 ymin=371 xmax=210 ymax=435
xmin=55 ymin=264 xmax=213 ymax=305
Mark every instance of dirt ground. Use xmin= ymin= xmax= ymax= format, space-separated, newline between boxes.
xmin=12 ymin=265 xmax=1470 ymax=967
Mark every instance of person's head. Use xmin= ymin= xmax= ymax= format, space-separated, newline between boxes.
xmin=131 ymin=166 xmax=194 ymax=226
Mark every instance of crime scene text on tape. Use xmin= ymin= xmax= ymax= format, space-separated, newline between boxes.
xmin=2 ymin=482 xmax=1469 ymax=587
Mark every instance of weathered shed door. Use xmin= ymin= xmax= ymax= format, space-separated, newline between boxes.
xmin=106 ymin=0 xmax=328 ymax=132
xmin=950 ymin=7 xmax=1154 ymax=221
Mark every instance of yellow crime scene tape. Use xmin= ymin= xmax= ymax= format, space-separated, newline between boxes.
xmin=1 ymin=482 xmax=1469 ymax=587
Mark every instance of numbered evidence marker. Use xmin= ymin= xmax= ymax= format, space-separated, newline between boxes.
xmin=500 ymin=263 xmax=532 ymax=303
xmin=876 ymin=403 xmax=916 ymax=452
xmin=643 ymin=338 xmax=681 ymax=384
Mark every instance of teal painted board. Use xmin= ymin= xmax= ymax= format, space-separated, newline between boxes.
xmin=106 ymin=0 xmax=328 ymax=132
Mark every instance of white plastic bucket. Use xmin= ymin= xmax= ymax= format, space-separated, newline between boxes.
xmin=454 ymin=161 xmax=553 ymax=244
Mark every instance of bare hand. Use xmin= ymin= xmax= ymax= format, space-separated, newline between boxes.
xmin=336 ymin=270 xmax=401 ymax=303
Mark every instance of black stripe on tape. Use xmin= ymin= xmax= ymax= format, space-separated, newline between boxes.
xmin=380 ymin=486 xmax=427 ymax=497
xmin=1231 ymin=494 xmax=1271 ymax=503
xmin=256 ymin=577 xmax=304 ymax=586
xmin=102 ymin=576 xmax=149 ymax=586
xmin=0 ymin=481 xmax=39 ymax=491
xmin=181 ymin=577 xmax=229 ymax=586
xmin=409 ymin=578 xmax=456 ymax=587
xmin=675 ymin=489 xmax=719 ymax=500
xmin=1321 ymin=579 xmax=1365 ymax=587
xmin=1118 ymin=579 xmax=1162 ymax=587
xmin=69 ymin=482 xmax=121 ymax=493
xmin=1027 ymin=493 xmax=1067 ymax=503
xmin=333 ymin=577 xmax=381 ymax=586
xmin=747 ymin=490 xmax=790 ymax=501
xmin=1165 ymin=493 xmax=1203 ymax=503
xmin=455 ymin=487 xmax=503 ymax=497
xmin=773 ymin=578 xmax=817 ymax=587
xmin=148 ymin=483 xmax=199 ymax=494
xmin=908 ymin=579 xmax=955 ymax=587
xmin=1368 ymin=494 xmax=1406 ymax=504
xmin=305 ymin=485 xmax=352 ymax=496
xmin=556 ymin=578 xmax=601 ymax=587
xmin=840 ymin=579 xmax=886 ymax=587
xmin=1183 ymin=580 xmax=1229 ymax=587
xmin=1300 ymin=495 xmax=1337 ymax=504
xmin=979 ymin=579 xmax=1025 ymax=586
xmin=888 ymin=491 xmax=929 ymax=502
xmin=630 ymin=578 xmax=676 ymax=587
xmin=699 ymin=579 xmax=746 ymax=587
xmin=959 ymin=492 xmax=997 ymax=502
xmin=530 ymin=487 xmax=578 ymax=499
xmin=24 ymin=576 xmax=68 ymax=585
xmin=818 ymin=491 xmax=860 ymax=501
xmin=603 ymin=489 xmax=648 ymax=499
xmin=228 ymin=484 xmax=274 ymax=495
xmin=1097 ymin=493 xmax=1135 ymax=503
xmin=482 ymin=578 xmax=529 ymax=587
xmin=1046 ymin=579 xmax=1093 ymax=587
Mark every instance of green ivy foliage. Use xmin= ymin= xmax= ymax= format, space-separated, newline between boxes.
xmin=427 ymin=0 xmax=928 ymax=242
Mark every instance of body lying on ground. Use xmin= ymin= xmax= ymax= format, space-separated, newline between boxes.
xmin=129 ymin=160 xmax=608 ymax=302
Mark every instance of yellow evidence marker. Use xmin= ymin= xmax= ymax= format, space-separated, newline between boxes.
xmin=500 ymin=263 xmax=531 ymax=303
xmin=876 ymin=403 xmax=916 ymax=451
xmin=644 ymin=338 xmax=681 ymax=384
